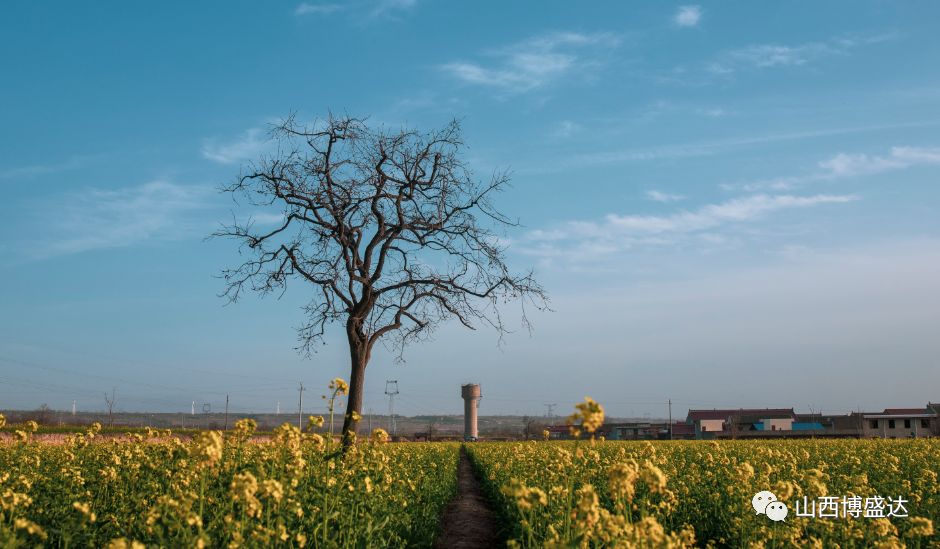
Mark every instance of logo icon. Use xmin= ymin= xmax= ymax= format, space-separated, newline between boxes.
xmin=752 ymin=491 xmax=788 ymax=522
xmin=765 ymin=501 xmax=789 ymax=522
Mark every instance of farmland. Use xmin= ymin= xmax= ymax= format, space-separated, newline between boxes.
xmin=1 ymin=416 xmax=938 ymax=547
xmin=469 ymin=439 xmax=940 ymax=547
xmin=0 ymin=419 xmax=458 ymax=547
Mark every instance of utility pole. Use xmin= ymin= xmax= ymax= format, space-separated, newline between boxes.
xmin=385 ymin=380 xmax=399 ymax=436
xmin=544 ymin=403 xmax=557 ymax=425
xmin=104 ymin=387 xmax=116 ymax=428
xmin=857 ymin=406 xmax=862 ymax=438
xmin=668 ymin=399 xmax=673 ymax=440
xmin=224 ymin=394 xmax=230 ymax=430
xmin=297 ymin=382 xmax=305 ymax=431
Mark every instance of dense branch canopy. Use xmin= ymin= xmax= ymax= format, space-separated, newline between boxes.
xmin=215 ymin=115 xmax=547 ymax=359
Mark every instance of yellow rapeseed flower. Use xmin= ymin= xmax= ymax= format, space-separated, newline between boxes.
xmin=609 ymin=461 xmax=639 ymax=502
xmin=566 ymin=397 xmax=604 ymax=436
xmin=72 ymin=501 xmax=96 ymax=522
xmin=106 ymin=537 xmax=146 ymax=549
xmin=371 ymin=428 xmax=390 ymax=443
xmin=907 ymin=517 xmax=933 ymax=537
xmin=190 ymin=431 xmax=224 ymax=469
xmin=639 ymin=461 xmax=668 ymax=494
xmin=14 ymin=518 xmax=47 ymax=541
xmin=329 ymin=378 xmax=349 ymax=395
xmin=230 ymin=471 xmax=262 ymax=518
xmin=233 ymin=418 xmax=257 ymax=437
xmin=261 ymin=479 xmax=284 ymax=503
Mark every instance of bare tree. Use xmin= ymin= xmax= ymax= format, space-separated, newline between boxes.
xmin=28 ymin=403 xmax=52 ymax=426
xmin=104 ymin=387 xmax=116 ymax=428
xmin=522 ymin=415 xmax=546 ymax=440
xmin=215 ymin=115 xmax=547 ymax=449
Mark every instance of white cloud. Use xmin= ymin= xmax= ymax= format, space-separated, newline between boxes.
xmin=674 ymin=5 xmax=702 ymax=27
xmin=0 ymin=154 xmax=102 ymax=180
xmin=819 ymin=146 xmax=940 ymax=177
xmin=294 ymin=3 xmax=343 ymax=15
xmin=551 ymin=120 xmax=583 ymax=138
xmin=245 ymin=212 xmax=286 ymax=226
xmin=819 ymin=153 xmax=905 ymax=177
xmin=371 ymin=0 xmax=417 ymax=17
xmin=708 ymin=33 xmax=894 ymax=74
xmin=725 ymin=145 xmax=940 ymax=192
xmin=551 ymin=123 xmax=938 ymax=173
xmin=696 ymin=107 xmax=728 ymax=117
xmin=201 ymin=128 xmax=268 ymax=164
xmin=518 ymin=194 xmax=857 ymax=268
xmin=441 ymin=32 xmax=620 ymax=94
xmin=604 ymin=194 xmax=857 ymax=235
xmin=729 ymin=43 xmax=833 ymax=68
xmin=37 ymin=181 xmax=214 ymax=257
xmin=646 ymin=190 xmax=686 ymax=202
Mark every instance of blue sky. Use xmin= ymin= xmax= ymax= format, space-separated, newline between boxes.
xmin=2 ymin=1 xmax=939 ymax=419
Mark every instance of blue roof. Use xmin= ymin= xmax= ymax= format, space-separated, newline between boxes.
xmin=754 ymin=421 xmax=823 ymax=431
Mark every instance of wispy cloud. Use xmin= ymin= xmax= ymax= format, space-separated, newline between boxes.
xmin=243 ymin=212 xmax=286 ymax=226
xmin=551 ymin=120 xmax=583 ymax=138
xmin=201 ymin=128 xmax=269 ymax=164
xmin=441 ymin=31 xmax=620 ymax=94
xmin=674 ymin=5 xmax=702 ymax=28
xmin=820 ymin=146 xmax=940 ymax=177
xmin=518 ymin=194 xmax=858 ymax=267
xmin=602 ymin=194 xmax=857 ymax=235
xmin=547 ymin=121 xmax=940 ymax=172
xmin=0 ymin=154 xmax=102 ymax=180
xmin=696 ymin=107 xmax=728 ymax=118
xmin=371 ymin=0 xmax=417 ymax=17
xmin=707 ymin=33 xmax=896 ymax=74
xmin=715 ymin=43 xmax=834 ymax=71
xmin=724 ymin=146 xmax=940 ymax=191
xmin=294 ymin=3 xmax=343 ymax=15
xmin=36 ymin=181 xmax=214 ymax=257
xmin=646 ymin=190 xmax=686 ymax=203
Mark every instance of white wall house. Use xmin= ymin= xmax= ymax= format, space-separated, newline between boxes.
xmin=863 ymin=409 xmax=935 ymax=438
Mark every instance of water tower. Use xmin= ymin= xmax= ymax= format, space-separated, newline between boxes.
xmin=461 ymin=383 xmax=482 ymax=441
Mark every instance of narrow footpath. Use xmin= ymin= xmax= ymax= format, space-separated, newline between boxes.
xmin=435 ymin=447 xmax=501 ymax=548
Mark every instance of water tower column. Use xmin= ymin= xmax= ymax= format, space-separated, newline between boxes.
xmin=461 ymin=383 xmax=482 ymax=440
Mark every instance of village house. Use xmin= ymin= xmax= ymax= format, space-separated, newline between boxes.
xmin=862 ymin=407 xmax=938 ymax=438
xmin=686 ymin=408 xmax=798 ymax=438
xmin=542 ymin=403 xmax=940 ymax=441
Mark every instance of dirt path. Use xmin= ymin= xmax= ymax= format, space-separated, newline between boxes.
xmin=435 ymin=447 xmax=501 ymax=548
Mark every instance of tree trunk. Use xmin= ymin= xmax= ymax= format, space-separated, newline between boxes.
xmin=341 ymin=336 xmax=368 ymax=451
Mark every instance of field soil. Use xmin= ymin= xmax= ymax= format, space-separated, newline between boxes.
xmin=435 ymin=447 xmax=501 ymax=548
